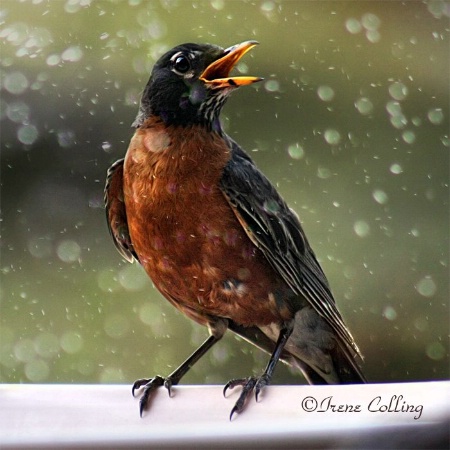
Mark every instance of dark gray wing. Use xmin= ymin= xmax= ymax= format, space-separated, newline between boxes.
xmin=220 ymin=142 xmax=361 ymax=357
xmin=104 ymin=159 xmax=139 ymax=263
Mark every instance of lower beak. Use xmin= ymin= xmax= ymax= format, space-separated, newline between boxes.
xmin=200 ymin=41 xmax=263 ymax=89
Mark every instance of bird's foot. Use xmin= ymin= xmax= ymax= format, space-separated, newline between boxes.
xmin=131 ymin=375 xmax=175 ymax=417
xmin=223 ymin=374 xmax=270 ymax=420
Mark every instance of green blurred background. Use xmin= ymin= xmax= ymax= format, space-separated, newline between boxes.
xmin=1 ymin=1 xmax=448 ymax=387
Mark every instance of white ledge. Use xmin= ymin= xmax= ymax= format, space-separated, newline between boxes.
xmin=1 ymin=381 xmax=449 ymax=449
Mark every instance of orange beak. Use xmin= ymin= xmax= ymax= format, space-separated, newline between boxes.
xmin=200 ymin=41 xmax=263 ymax=89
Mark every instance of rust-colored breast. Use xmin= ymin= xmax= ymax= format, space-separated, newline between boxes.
xmin=123 ymin=118 xmax=288 ymax=327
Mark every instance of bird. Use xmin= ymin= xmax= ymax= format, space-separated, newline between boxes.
xmin=104 ymin=40 xmax=366 ymax=419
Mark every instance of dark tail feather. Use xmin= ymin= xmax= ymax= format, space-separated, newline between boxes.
xmin=332 ymin=343 xmax=366 ymax=384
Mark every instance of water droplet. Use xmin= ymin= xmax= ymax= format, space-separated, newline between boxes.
xmin=14 ymin=339 xmax=36 ymax=362
xmin=317 ymin=85 xmax=335 ymax=102
xmin=211 ymin=0 xmax=225 ymax=10
xmin=383 ymin=306 xmax=397 ymax=321
xmin=317 ymin=166 xmax=331 ymax=179
xmin=386 ymin=100 xmax=402 ymax=116
xmin=99 ymin=367 xmax=126 ymax=383
xmin=6 ymin=101 xmax=30 ymax=123
xmin=4 ymin=71 xmax=29 ymax=94
xmin=361 ymin=13 xmax=381 ymax=31
xmin=416 ymin=276 xmax=437 ymax=297
xmin=427 ymin=108 xmax=444 ymax=125
xmin=56 ymin=240 xmax=81 ymax=263
xmin=102 ymin=141 xmax=112 ymax=152
xmin=25 ymin=359 xmax=50 ymax=382
xmin=324 ymin=128 xmax=341 ymax=145
xmin=45 ymin=53 xmax=60 ymax=66
xmin=61 ymin=45 xmax=83 ymax=62
xmin=17 ymin=124 xmax=38 ymax=146
xmin=118 ymin=264 xmax=148 ymax=291
xmin=34 ymin=332 xmax=60 ymax=359
xmin=390 ymin=114 xmax=408 ymax=129
xmin=414 ymin=317 xmax=428 ymax=331
xmin=388 ymin=81 xmax=408 ymax=101
xmin=427 ymin=0 xmax=448 ymax=18
xmin=97 ymin=269 xmax=121 ymax=293
xmin=366 ymin=29 xmax=381 ymax=43
xmin=372 ymin=189 xmax=388 ymax=204
xmin=426 ymin=342 xmax=445 ymax=360
xmin=57 ymin=130 xmax=76 ymax=148
xmin=345 ymin=18 xmax=362 ymax=34
xmin=104 ymin=314 xmax=130 ymax=339
xmin=264 ymin=79 xmax=280 ymax=92
xmin=60 ymin=331 xmax=83 ymax=354
xmin=402 ymin=130 xmax=416 ymax=144
xmin=287 ymin=143 xmax=304 ymax=160
xmin=353 ymin=220 xmax=370 ymax=237
xmin=389 ymin=163 xmax=403 ymax=174
xmin=27 ymin=236 xmax=52 ymax=258
xmin=355 ymin=97 xmax=374 ymax=115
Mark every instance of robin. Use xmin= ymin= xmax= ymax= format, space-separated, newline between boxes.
xmin=105 ymin=41 xmax=365 ymax=419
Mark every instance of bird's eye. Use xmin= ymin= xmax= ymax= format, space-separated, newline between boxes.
xmin=172 ymin=54 xmax=191 ymax=74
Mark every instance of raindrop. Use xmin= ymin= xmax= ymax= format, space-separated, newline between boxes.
xmin=34 ymin=332 xmax=60 ymax=359
xmin=426 ymin=342 xmax=445 ymax=360
xmin=60 ymin=331 xmax=83 ymax=354
xmin=102 ymin=141 xmax=112 ymax=152
xmin=56 ymin=240 xmax=81 ymax=263
xmin=388 ymin=81 xmax=408 ymax=101
xmin=386 ymin=100 xmax=402 ymax=116
xmin=324 ymin=128 xmax=341 ymax=145
xmin=402 ymin=130 xmax=416 ymax=144
xmin=211 ymin=0 xmax=225 ymax=10
xmin=4 ymin=71 xmax=29 ymax=94
xmin=25 ymin=359 xmax=50 ymax=382
xmin=355 ymin=97 xmax=373 ymax=115
xmin=57 ymin=130 xmax=76 ymax=148
xmin=361 ymin=13 xmax=381 ymax=31
xmin=366 ymin=30 xmax=381 ymax=43
xmin=317 ymin=167 xmax=331 ymax=179
xmin=372 ymin=189 xmax=388 ymax=204
xmin=118 ymin=264 xmax=148 ymax=291
xmin=97 ymin=269 xmax=121 ymax=293
xmin=414 ymin=317 xmax=428 ymax=331
xmin=317 ymin=85 xmax=335 ymax=102
xmin=14 ymin=339 xmax=36 ymax=362
xmin=345 ymin=18 xmax=362 ymax=34
xmin=28 ymin=236 xmax=52 ymax=258
xmin=389 ymin=163 xmax=403 ymax=175
xmin=353 ymin=220 xmax=370 ymax=238
xmin=6 ymin=101 xmax=30 ymax=123
xmin=61 ymin=45 xmax=83 ymax=62
xmin=264 ymin=80 xmax=280 ymax=92
xmin=17 ymin=124 xmax=38 ymax=145
xmin=104 ymin=314 xmax=130 ymax=339
xmin=383 ymin=306 xmax=397 ymax=321
xmin=46 ymin=54 xmax=61 ymax=66
xmin=427 ymin=108 xmax=444 ymax=125
xmin=287 ymin=143 xmax=304 ymax=160
xmin=99 ymin=367 xmax=126 ymax=383
xmin=416 ymin=276 xmax=437 ymax=297
xmin=390 ymin=114 xmax=407 ymax=129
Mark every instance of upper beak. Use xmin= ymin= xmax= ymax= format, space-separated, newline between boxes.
xmin=200 ymin=41 xmax=263 ymax=89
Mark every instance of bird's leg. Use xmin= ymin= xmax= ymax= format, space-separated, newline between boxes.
xmin=224 ymin=322 xmax=294 ymax=420
xmin=133 ymin=333 xmax=221 ymax=417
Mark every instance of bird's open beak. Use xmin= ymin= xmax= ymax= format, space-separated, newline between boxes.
xmin=200 ymin=41 xmax=263 ymax=89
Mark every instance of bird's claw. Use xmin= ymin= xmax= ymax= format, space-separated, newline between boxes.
xmin=224 ymin=376 xmax=262 ymax=420
xmin=132 ymin=375 xmax=174 ymax=417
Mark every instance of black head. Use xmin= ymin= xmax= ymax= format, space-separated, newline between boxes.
xmin=133 ymin=41 xmax=262 ymax=130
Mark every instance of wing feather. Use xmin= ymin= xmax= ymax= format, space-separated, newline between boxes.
xmin=220 ymin=142 xmax=361 ymax=357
